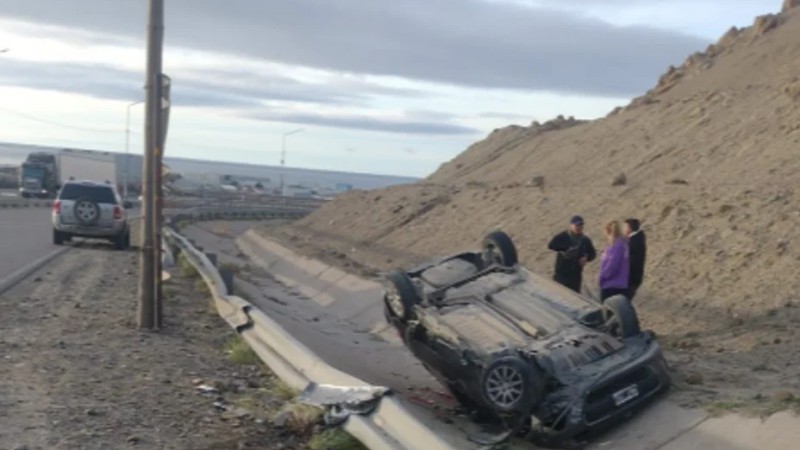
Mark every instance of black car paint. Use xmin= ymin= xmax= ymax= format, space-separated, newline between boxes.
xmin=383 ymin=250 xmax=671 ymax=443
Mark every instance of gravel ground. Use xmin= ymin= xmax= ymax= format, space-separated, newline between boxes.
xmin=0 ymin=243 xmax=320 ymax=450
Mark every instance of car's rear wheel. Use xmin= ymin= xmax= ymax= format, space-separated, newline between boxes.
xmin=602 ymin=295 xmax=641 ymax=338
xmin=53 ymin=229 xmax=64 ymax=245
xmin=482 ymin=231 xmax=518 ymax=267
xmin=384 ymin=270 xmax=421 ymax=322
xmin=481 ymin=356 xmax=543 ymax=414
xmin=114 ymin=230 xmax=130 ymax=251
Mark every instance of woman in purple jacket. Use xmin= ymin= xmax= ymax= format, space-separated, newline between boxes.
xmin=598 ymin=220 xmax=630 ymax=302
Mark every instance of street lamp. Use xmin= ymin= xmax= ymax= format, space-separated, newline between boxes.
xmin=124 ymin=100 xmax=143 ymax=199
xmin=279 ymin=127 xmax=304 ymax=196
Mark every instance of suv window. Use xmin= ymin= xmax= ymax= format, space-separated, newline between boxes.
xmin=59 ymin=184 xmax=117 ymax=204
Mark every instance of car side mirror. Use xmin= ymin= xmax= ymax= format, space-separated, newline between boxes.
xmin=123 ymin=201 xmax=133 ymax=209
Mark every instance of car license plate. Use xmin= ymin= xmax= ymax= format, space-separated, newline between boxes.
xmin=612 ymin=384 xmax=639 ymax=406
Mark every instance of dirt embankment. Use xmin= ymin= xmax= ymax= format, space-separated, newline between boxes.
xmin=270 ymin=5 xmax=800 ymax=414
xmin=0 ymin=245 xmax=360 ymax=450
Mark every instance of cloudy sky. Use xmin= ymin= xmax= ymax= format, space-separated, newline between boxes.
xmin=0 ymin=0 xmax=773 ymax=177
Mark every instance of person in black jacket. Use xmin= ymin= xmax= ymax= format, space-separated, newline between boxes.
xmin=623 ymin=218 xmax=646 ymax=300
xmin=548 ymin=215 xmax=597 ymax=293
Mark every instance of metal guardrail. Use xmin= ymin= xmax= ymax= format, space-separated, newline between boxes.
xmin=164 ymin=205 xmax=313 ymax=223
xmin=164 ymin=224 xmax=457 ymax=450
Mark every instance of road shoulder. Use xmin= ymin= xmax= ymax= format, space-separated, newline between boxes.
xmin=0 ymin=245 xmax=333 ymax=450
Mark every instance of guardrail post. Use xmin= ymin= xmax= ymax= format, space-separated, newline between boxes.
xmin=219 ymin=268 xmax=234 ymax=295
xmin=206 ymin=252 xmax=218 ymax=267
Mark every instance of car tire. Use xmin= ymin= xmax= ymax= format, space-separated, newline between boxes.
xmin=480 ymin=356 xmax=544 ymax=414
xmin=53 ymin=229 xmax=64 ymax=245
xmin=73 ymin=198 xmax=101 ymax=226
xmin=602 ymin=295 xmax=641 ymax=338
xmin=114 ymin=231 xmax=129 ymax=251
xmin=384 ymin=270 xmax=421 ymax=322
xmin=482 ymin=231 xmax=518 ymax=267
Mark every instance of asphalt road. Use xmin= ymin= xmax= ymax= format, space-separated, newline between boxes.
xmin=0 ymin=207 xmax=141 ymax=283
xmin=0 ymin=208 xmax=56 ymax=281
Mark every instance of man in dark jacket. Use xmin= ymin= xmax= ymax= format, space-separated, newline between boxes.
xmin=548 ymin=215 xmax=597 ymax=293
xmin=624 ymin=218 xmax=646 ymax=300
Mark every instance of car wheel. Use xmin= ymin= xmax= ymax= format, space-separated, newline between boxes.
xmin=481 ymin=356 xmax=543 ymax=414
xmin=53 ymin=229 xmax=64 ymax=245
xmin=74 ymin=198 xmax=101 ymax=226
xmin=602 ymin=295 xmax=641 ymax=338
xmin=63 ymin=233 xmax=72 ymax=242
xmin=482 ymin=231 xmax=518 ymax=267
xmin=384 ymin=270 xmax=421 ymax=322
xmin=114 ymin=231 xmax=129 ymax=251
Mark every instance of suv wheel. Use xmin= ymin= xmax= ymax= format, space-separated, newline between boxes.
xmin=114 ymin=230 xmax=130 ymax=251
xmin=481 ymin=231 xmax=518 ymax=267
xmin=74 ymin=198 xmax=101 ymax=226
xmin=384 ymin=270 xmax=421 ymax=322
xmin=53 ymin=229 xmax=64 ymax=245
xmin=480 ymin=356 xmax=543 ymax=414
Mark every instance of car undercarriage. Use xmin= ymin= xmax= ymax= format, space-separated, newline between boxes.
xmin=382 ymin=231 xmax=671 ymax=447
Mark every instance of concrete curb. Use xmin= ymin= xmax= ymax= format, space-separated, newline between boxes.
xmin=165 ymin=227 xmax=457 ymax=450
xmin=0 ymin=246 xmax=71 ymax=296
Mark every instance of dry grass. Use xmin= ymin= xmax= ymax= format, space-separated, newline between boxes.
xmin=308 ymin=429 xmax=366 ymax=450
xmin=224 ymin=336 xmax=260 ymax=366
xmin=264 ymin=378 xmax=298 ymax=402
xmin=177 ymin=253 xmax=199 ymax=278
xmin=273 ymin=402 xmax=324 ymax=435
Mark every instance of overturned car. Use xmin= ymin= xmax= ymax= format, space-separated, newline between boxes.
xmin=382 ymin=231 xmax=670 ymax=445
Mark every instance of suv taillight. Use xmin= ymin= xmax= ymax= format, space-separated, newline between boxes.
xmin=113 ymin=205 xmax=123 ymax=220
xmin=53 ymin=200 xmax=61 ymax=214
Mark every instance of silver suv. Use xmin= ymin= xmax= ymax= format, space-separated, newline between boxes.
xmin=52 ymin=180 xmax=132 ymax=250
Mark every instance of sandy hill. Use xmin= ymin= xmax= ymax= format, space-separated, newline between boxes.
xmin=270 ymin=5 xmax=800 ymax=408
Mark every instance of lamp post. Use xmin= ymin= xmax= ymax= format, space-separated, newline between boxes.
xmin=279 ymin=128 xmax=304 ymax=196
xmin=124 ymin=100 xmax=143 ymax=199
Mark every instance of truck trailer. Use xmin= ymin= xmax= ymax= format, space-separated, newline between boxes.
xmin=58 ymin=149 xmax=118 ymax=187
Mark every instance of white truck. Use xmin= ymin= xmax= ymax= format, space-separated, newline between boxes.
xmin=58 ymin=149 xmax=118 ymax=188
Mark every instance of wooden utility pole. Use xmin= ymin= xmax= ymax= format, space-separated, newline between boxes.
xmin=138 ymin=0 xmax=164 ymax=330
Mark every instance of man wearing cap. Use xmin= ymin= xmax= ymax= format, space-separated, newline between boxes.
xmin=548 ymin=215 xmax=597 ymax=293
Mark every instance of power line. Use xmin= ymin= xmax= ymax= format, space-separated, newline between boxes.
xmin=0 ymin=106 xmax=123 ymax=134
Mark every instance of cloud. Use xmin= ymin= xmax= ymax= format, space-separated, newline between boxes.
xmin=1 ymin=0 xmax=708 ymax=97
xmin=0 ymin=58 xmax=473 ymax=136
xmin=246 ymin=111 xmax=479 ymax=135
xmin=478 ymin=111 xmax=532 ymax=121
xmin=191 ymin=69 xmax=428 ymax=106
xmin=0 ymin=59 xmax=424 ymax=109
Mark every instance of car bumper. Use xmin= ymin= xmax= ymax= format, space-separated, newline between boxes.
xmin=533 ymin=338 xmax=671 ymax=442
xmin=53 ymin=219 xmax=126 ymax=238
